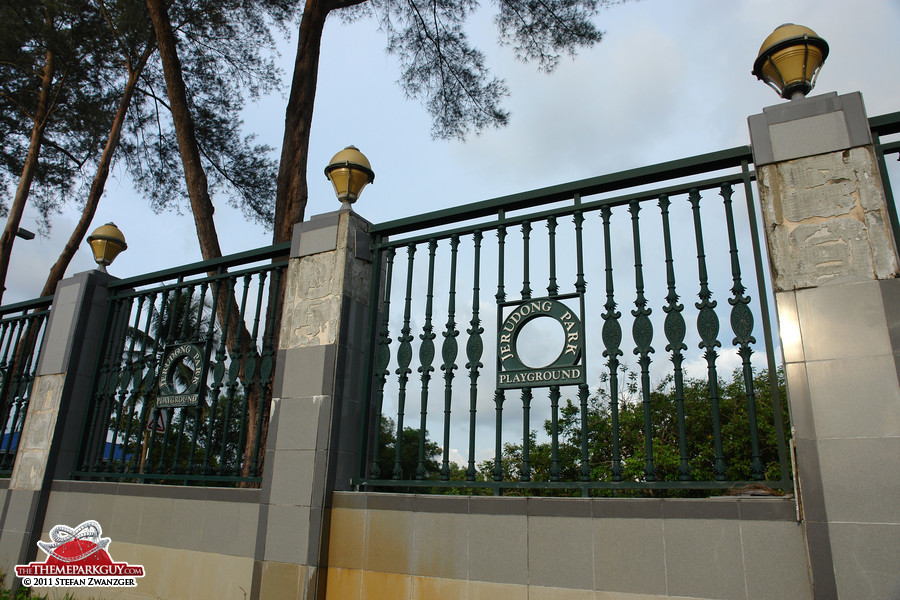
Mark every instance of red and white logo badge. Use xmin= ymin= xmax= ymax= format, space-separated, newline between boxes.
xmin=15 ymin=520 xmax=145 ymax=588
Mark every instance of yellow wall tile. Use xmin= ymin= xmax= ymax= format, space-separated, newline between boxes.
xmin=361 ymin=570 xmax=411 ymax=600
xmin=412 ymin=575 xmax=468 ymax=599
xmin=325 ymin=566 xmax=362 ymax=600
xmin=468 ymin=580 xmax=527 ymax=600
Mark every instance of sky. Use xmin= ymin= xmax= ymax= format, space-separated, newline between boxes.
xmin=6 ymin=0 xmax=900 ymax=304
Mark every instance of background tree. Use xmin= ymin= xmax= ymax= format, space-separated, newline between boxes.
xmin=273 ymin=0 xmax=624 ymax=244
xmin=484 ymin=366 xmax=790 ymax=496
xmin=0 ymin=0 xmax=285 ymax=300
xmin=38 ymin=0 xmax=156 ymax=298
xmin=0 ymin=0 xmax=118 ymax=302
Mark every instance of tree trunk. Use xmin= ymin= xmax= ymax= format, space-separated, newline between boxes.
xmin=40 ymin=45 xmax=155 ymax=298
xmin=0 ymin=48 xmax=56 ymax=304
xmin=272 ymin=0 xmax=331 ymax=245
xmin=146 ymin=0 xmax=266 ymax=479
xmin=145 ymin=0 xmax=222 ymax=262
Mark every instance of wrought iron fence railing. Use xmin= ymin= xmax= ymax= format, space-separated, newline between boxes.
xmin=72 ymin=244 xmax=289 ymax=486
xmin=0 ymin=296 xmax=52 ymax=476
xmin=355 ymin=145 xmax=791 ymax=495
xmin=871 ymin=112 xmax=900 ymax=256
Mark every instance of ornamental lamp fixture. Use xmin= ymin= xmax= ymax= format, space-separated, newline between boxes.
xmin=86 ymin=222 xmax=127 ymax=273
xmin=324 ymin=146 xmax=374 ymax=210
xmin=753 ymin=23 xmax=829 ymax=100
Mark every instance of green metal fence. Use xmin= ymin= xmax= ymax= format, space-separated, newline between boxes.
xmin=72 ymin=244 xmax=289 ymax=485
xmin=871 ymin=112 xmax=900 ymax=256
xmin=0 ymin=296 xmax=52 ymax=476
xmin=355 ymin=145 xmax=791 ymax=495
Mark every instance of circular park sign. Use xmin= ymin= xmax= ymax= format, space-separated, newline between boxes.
xmin=157 ymin=343 xmax=205 ymax=408
xmin=497 ymin=298 xmax=586 ymax=389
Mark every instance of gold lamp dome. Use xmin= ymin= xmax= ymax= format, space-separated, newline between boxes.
xmin=753 ymin=24 xmax=829 ymax=100
xmin=86 ymin=222 xmax=127 ymax=272
xmin=324 ymin=146 xmax=375 ymax=207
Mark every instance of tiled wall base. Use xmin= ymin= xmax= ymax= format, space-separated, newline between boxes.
xmin=324 ymin=568 xmax=720 ymax=600
xmin=27 ymin=542 xmax=255 ymax=600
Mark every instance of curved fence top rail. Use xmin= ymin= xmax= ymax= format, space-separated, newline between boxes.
xmin=870 ymin=111 xmax=900 ymax=136
xmin=0 ymin=295 xmax=53 ymax=316
xmin=108 ymin=242 xmax=291 ymax=292
xmin=371 ymin=146 xmax=754 ymax=238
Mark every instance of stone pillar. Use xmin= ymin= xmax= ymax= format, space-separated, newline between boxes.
xmin=253 ymin=210 xmax=373 ymax=600
xmin=750 ymin=92 xmax=900 ymax=599
xmin=0 ymin=270 xmax=114 ymax=573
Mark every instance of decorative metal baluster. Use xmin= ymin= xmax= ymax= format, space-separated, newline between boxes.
xmin=574 ymin=211 xmax=590 ymax=482
xmin=2 ymin=320 xmax=21 ymax=459
xmin=253 ymin=267 xmax=281 ymax=477
xmin=370 ymin=248 xmax=395 ymax=478
xmin=164 ymin=287 xmax=182 ymax=346
xmin=741 ymin=160 xmax=790 ymax=482
xmin=496 ymin=225 xmax=507 ymax=304
xmin=393 ymin=244 xmax=417 ymax=480
xmin=11 ymin=314 xmax=45 ymax=461
xmin=0 ymin=320 xmax=24 ymax=469
xmin=547 ymin=216 xmax=559 ymax=297
xmin=0 ymin=320 xmax=14 ymax=421
xmin=722 ymin=184 xmax=764 ymax=480
xmin=178 ymin=280 xmax=210 ymax=475
xmin=193 ymin=282 xmax=207 ymax=339
xmin=175 ymin=281 xmax=215 ymax=474
xmin=441 ymin=236 xmax=460 ymax=480
xmin=204 ymin=276 xmax=235 ymax=474
xmin=578 ymin=383 xmax=590 ymax=483
xmin=549 ymin=386 xmax=561 ymax=481
xmin=492 ymin=389 xmax=505 ymax=482
xmin=659 ymin=195 xmax=692 ymax=481
xmin=4 ymin=398 xmax=26 ymax=470
xmin=141 ymin=290 xmax=169 ymax=473
xmin=217 ymin=275 xmax=252 ymax=475
xmin=600 ymin=206 xmax=624 ymax=481
xmin=629 ymin=200 xmax=656 ymax=482
xmin=465 ymin=232 xmax=484 ymax=481
xmin=416 ymin=240 xmax=438 ymax=480
xmin=233 ymin=273 xmax=264 ymax=476
xmin=108 ymin=297 xmax=138 ymax=468
xmin=172 ymin=285 xmax=198 ymax=474
xmin=521 ymin=221 xmax=532 ymax=300
xmin=519 ymin=220 xmax=537 ymax=474
xmin=689 ymin=189 xmax=727 ymax=480
xmin=0 ymin=321 xmax=13 ymax=465
xmin=187 ymin=282 xmax=215 ymax=475
xmin=493 ymin=225 xmax=507 ymax=483
xmin=574 ymin=211 xmax=587 ymax=296
xmin=521 ymin=388 xmax=532 ymax=482
xmin=119 ymin=294 xmax=154 ymax=472
xmin=179 ymin=284 xmax=196 ymax=340
xmin=150 ymin=287 xmax=181 ymax=470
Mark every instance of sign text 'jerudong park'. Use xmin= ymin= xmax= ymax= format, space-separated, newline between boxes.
xmin=497 ymin=297 xmax=586 ymax=389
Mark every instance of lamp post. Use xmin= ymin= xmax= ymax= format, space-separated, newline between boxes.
xmin=86 ymin=222 xmax=127 ymax=273
xmin=752 ymin=23 xmax=829 ymax=100
xmin=324 ymin=146 xmax=375 ymax=210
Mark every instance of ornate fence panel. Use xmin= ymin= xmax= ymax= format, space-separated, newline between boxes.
xmin=355 ymin=146 xmax=792 ymax=495
xmin=73 ymin=244 xmax=289 ymax=486
xmin=0 ymin=296 xmax=52 ymax=476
